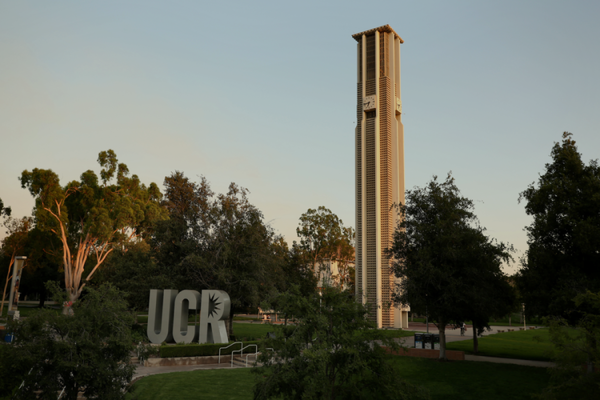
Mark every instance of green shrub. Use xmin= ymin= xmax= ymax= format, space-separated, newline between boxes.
xmin=131 ymin=322 xmax=148 ymax=343
xmin=159 ymin=341 xmax=260 ymax=358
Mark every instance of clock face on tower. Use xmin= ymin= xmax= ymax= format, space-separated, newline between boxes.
xmin=396 ymin=97 xmax=402 ymax=114
xmin=363 ymin=95 xmax=377 ymax=111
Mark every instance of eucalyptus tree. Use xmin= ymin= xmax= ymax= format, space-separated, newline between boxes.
xmin=20 ymin=150 xmax=166 ymax=310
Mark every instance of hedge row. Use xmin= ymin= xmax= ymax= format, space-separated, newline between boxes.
xmin=159 ymin=341 xmax=261 ymax=358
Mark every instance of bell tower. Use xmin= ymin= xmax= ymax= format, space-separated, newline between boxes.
xmin=353 ymin=25 xmax=409 ymax=328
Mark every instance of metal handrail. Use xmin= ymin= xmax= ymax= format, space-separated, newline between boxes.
xmin=218 ymin=342 xmax=242 ymax=364
xmin=244 ymin=347 xmax=275 ymax=367
xmin=231 ymin=344 xmax=257 ymax=367
xmin=245 ymin=353 xmax=257 ymax=367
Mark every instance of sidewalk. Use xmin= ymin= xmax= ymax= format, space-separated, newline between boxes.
xmin=133 ymin=361 xmax=245 ymax=380
xmin=464 ymin=355 xmax=555 ymax=368
xmin=398 ymin=324 xmax=513 ymax=346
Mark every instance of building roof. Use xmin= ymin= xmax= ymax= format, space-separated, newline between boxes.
xmin=352 ymin=24 xmax=404 ymax=43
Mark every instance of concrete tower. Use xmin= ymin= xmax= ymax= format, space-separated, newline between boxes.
xmin=353 ymin=25 xmax=409 ymax=329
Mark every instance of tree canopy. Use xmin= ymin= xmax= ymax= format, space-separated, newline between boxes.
xmin=150 ymin=172 xmax=287 ymax=336
xmin=389 ymin=174 xmax=514 ymax=359
xmin=20 ymin=150 xmax=166 ymax=307
xmin=0 ymin=196 xmax=10 ymax=218
xmin=540 ymin=290 xmax=600 ymax=399
xmin=2 ymin=283 xmax=136 ymax=400
xmin=517 ymin=132 xmax=600 ymax=321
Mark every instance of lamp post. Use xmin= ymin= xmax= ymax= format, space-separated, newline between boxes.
xmin=522 ymin=303 xmax=526 ymax=330
xmin=426 ymin=293 xmax=429 ymax=334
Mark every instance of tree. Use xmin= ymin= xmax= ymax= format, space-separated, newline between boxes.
xmin=151 ymin=171 xmax=212 ymax=278
xmin=279 ymin=241 xmax=318 ymax=298
xmin=96 ymin=241 xmax=177 ymax=311
xmin=20 ymin=150 xmax=166 ymax=310
xmin=388 ymin=174 xmax=513 ymax=360
xmin=517 ymin=132 xmax=600 ymax=321
xmin=184 ymin=182 xmax=284 ymax=337
xmin=296 ymin=207 xmax=355 ymax=290
xmin=153 ymin=172 xmax=285 ymax=337
xmin=19 ymin=227 xmax=62 ymax=308
xmin=253 ymin=285 xmax=430 ymax=400
xmin=3 ymin=283 xmax=136 ymax=400
xmin=539 ymin=291 xmax=600 ymax=399
xmin=0 ymin=196 xmax=10 ymax=217
xmin=466 ymin=269 xmax=516 ymax=354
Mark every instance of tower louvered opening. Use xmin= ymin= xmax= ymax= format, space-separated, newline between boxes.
xmin=365 ymin=117 xmax=377 ymax=321
xmin=379 ymin=74 xmax=394 ymax=327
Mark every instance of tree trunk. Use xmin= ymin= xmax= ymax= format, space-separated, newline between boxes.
xmin=39 ymin=289 xmax=47 ymax=308
xmin=62 ymin=290 xmax=78 ymax=315
xmin=472 ymin=325 xmax=479 ymax=354
xmin=438 ymin=320 xmax=448 ymax=360
xmin=509 ymin=315 xmax=511 ymax=327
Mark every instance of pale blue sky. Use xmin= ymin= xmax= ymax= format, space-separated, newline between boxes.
xmin=1 ymin=1 xmax=599 ymax=273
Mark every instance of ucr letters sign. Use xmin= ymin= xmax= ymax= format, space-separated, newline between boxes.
xmin=147 ymin=289 xmax=230 ymax=344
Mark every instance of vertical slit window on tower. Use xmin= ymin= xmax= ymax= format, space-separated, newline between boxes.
xmin=366 ymin=110 xmax=376 ymax=119
xmin=366 ymin=35 xmax=376 ymax=81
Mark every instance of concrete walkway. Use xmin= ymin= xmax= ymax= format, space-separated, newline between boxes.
xmin=133 ymin=362 xmax=245 ymax=380
xmin=464 ymin=355 xmax=555 ymax=368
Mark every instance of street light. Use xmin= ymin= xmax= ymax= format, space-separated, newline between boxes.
xmin=522 ymin=303 xmax=526 ymax=330
xmin=426 ymin=293 xmax=429 ymax=334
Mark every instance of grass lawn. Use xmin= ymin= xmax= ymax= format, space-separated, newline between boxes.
xmin=446 ymin=328 xmax=555 ymax=361
xmin=233 ymin=316 xmax=261 ymax=321
xmin=129 ymin=368 xmax=254 ymax=400
xmin=232 ymin=323 xmax=415 ymax=341
xmin=231 ymin=323 xmax=274 ymax=340
xmin=1 ymin=304 xmax=60 ymax=320
xmin=130 ymin=356 xmax=550 ymax=400
xmin=390 ymin=356 xmax=550 ymax=400
xmin=135 ymin=318 xmax=415 ymax=342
